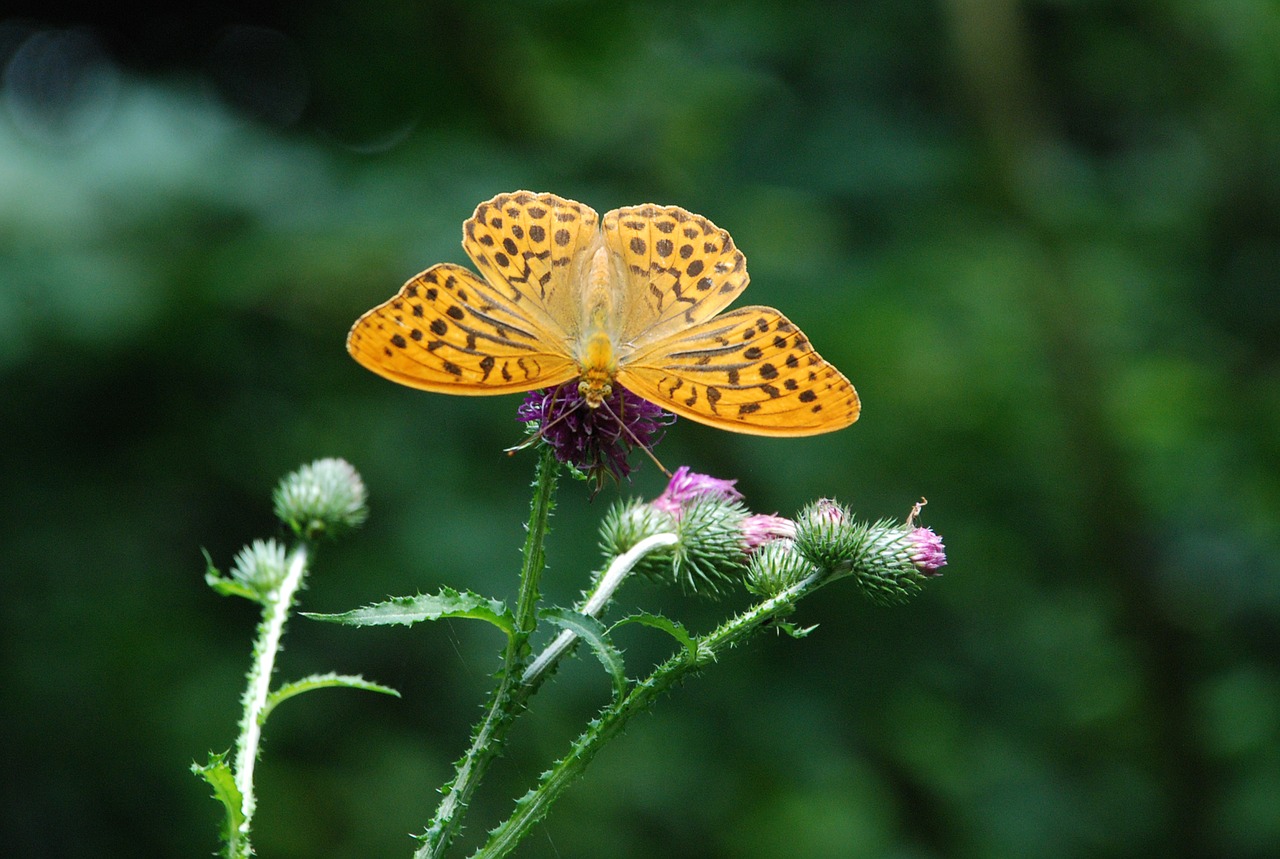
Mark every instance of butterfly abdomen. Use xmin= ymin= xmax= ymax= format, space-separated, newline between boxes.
xmin=573 ymin=247 xmax=623 ymax=407
xmin=576 ymin=326 xmax=618 ymax=407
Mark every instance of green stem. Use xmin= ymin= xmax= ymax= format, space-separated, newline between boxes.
xmin=470 ymin=570 xmax=826 ymax=859
xmin=416 ymin=445 xmax=559 ymax=859
xmin=513 ymin=445 xmax=558 ymax=642
xmin=232 ymin=544 xmax=310 ymax=858
xmin=522 ymin=532 xmax=679 ymax=686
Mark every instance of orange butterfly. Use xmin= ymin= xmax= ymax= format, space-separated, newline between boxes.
xmin=347 ymin=191 xmax=859 ymax=436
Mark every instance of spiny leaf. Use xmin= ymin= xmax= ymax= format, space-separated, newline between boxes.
xmin=610 ymin=612 xmax=698 ymax=661
xmin=541 ymin=607 xmax=626 ymax=701
xmin=260 ymin=672 xmax=400 ymax=725
xmin=191 ymin=751 xmax=246 ymax=853
xmin=304 ymin=587 xmax=513 ymax=637
xmin=202 ymin=549 xmax=261 ymax=603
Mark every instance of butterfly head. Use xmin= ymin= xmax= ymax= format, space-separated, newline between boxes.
xmin=578 ymin=376 xmax=613 ymax=408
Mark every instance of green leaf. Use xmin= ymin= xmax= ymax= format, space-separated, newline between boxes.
xmin=542 ymin=607 xmax=627 ymax=701
xmin=303 ymin=587 xmax=513 ymax=637
xmin=191 ymin=751 xmax=246 ymax=854
xmin=202 ymin=549 xmax=261 ymax=603
xmin=260 ymin=672 xmax=400 ymax=725
xmin=611 ymin=612 xmax=698 ymax=661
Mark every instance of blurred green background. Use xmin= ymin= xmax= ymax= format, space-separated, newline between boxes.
xmin=3 ymin=1 xmax=1278 ymax=857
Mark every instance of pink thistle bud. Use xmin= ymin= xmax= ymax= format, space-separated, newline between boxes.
xmin=811 ymin=498 xmax=847 ymax=525
xmin=908 ymin=527 xmax=947 ymax=575
xmin=651 ymin=466 xmax=743 ymax=517
xmin=741 ymin=514 xmax=797 ymax=553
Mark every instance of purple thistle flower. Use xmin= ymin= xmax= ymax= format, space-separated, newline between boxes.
xmin=651 ymin=466 xmax=744 ymax=517
xmin=907 ymin=527 xmax=947 ymax=575
xmin=740 ymin=513 xmax=796 ymax=552
xmin=518 ymin=383 xmax=673 ymax=490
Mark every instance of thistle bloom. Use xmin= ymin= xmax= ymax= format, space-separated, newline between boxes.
xmin=650 ymin=467 xmax=793 ymax=556
xmin=740 ymin=513 xmax=796 ymax=552
xmin=518 ymin=383 xmax=673 ymax=489
xmin=907 ymin=527 xmax=947 ymax=575
xmin=651 ymin=466 xmax=743 ymax=516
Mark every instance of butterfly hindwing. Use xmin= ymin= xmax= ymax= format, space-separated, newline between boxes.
xmin=618 ymin=306 xmax=860 ymax=436
xmin=347 ymin=263 xmax=578 ymax=395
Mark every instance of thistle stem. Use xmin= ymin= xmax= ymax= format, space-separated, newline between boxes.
xmin=416 ymin=445 xmax=559 ymax=859
xmin=233 ymin=544 xmax=309 ymax=856
xmin=523 ymin=532 xmax=678 ymax=685
xmin=471 ymin=570 xmax=825 ymax=859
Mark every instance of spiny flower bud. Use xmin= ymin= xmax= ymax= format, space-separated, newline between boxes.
xmin=643 ymin=467 xmax=768 ymax=595
xmin=598 ymin=469 xmax=754 ymax=596
xmin=230 ymin=538 xmax=289 ymax=596
xmin=792 ymin=498 xmax=860 ymax=572
xmin=850 ymin=520 xmax=948 ymax=606
xmin=273 ymin=458 xmax=368 ymax=541
xmin=744 ymin=538 xmax=813 ymax=597
xmin=667 ymin=494 xmax=751 ymax=596
xmin=599 ymin=498 xmax=680 ymax=580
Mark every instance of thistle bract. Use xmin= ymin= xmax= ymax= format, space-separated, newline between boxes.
xmin=745 ymin=538 xmax=812 ymax=596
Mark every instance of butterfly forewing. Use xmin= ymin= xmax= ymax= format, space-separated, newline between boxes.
xmin=463 ymin=191 xmax=601 ymax=341
xmin=347 ymin=263 xmax=578 ymax=395
xmin=618 ymin=306 xmax=860 ymax=436
xmin=602 ymin=205 xmax=749 ymax=348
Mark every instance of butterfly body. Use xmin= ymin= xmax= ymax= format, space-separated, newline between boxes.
xmin=348 ymin=191 xmax=859 ymax=436
xmin=575 ymin=246 xmax=621 ymax=407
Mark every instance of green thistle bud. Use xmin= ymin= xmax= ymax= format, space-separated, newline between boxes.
xmin=273 ymin=457 xmax=368 ymax=540
xmin=598 ymin=493 xmax=751 ymax=596
xmin=599 ymin=498 xmax=680 ymax=580
xmin=792 ymin=498 xmax=859 ymax=572
xmin=849 ymin=520 xmax=948 ymax=606
xmin=230 ymin=538 xmax=289 ymax=596
xmin=668 ymin=494 xmax=751 ymax=596
xmin=744 ymin=538 xmax=813 ymax=597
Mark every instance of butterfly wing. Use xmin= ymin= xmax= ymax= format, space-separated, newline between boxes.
xmin=348 ymin=191 xmax=606 ymax=395
xmin=463 ymin=191 xmax=602 ymax=343
xmin=347 ymin=263 xmax=579 ymax=394
xmin=350 ymin=191 xmax=860 ymax=435
xmin=601 ymin=204 xmax=749 ymax=347
xmin=618 ymin=306 xmax=860 ymax=436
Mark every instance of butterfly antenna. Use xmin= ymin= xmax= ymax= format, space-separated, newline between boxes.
xmin=597 ymin=397 xmax=672 ymax=478
xmin=504 ymin=388 xmax=586 ymax=455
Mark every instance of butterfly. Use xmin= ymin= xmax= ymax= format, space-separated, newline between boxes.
xmin=347 ymin=191 xmax=859 ymax=436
